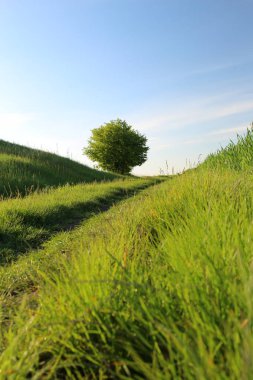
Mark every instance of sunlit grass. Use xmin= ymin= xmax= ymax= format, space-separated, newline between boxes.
xmin=0 ymin=129 xmax=253 ymax=378
xmin=203 ymin=126 xmax=253 ymax=171
xmin=0 ymin=178 xmax=156 ymax=264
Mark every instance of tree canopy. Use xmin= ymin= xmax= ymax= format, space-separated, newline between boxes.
xmin=83 ymin=119 xmax=149 ymax=174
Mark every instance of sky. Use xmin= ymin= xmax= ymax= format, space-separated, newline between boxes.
xmin=0 ymin=0 xmax=253 ymax=175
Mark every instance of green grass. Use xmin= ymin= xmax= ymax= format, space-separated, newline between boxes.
xmin=203 ymin=126 xmax=253 ymax=171
xmin=0 ymin=139 xmax=120 ymax=197
xmin=0 ymin=177 xmax=157 ymax=265
xmin=0 ymin=129 xmax=253 ymax=379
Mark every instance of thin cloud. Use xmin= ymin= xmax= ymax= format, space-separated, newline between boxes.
xmin=154 ymin=137 xmax=205 ymax=151
xmin=208 ymin=124 xmax=249 ymax=136
xmin=0 ymin=113 xmax=35 ymax=129
xmin=133 ymin=97 xmax=253 ymax=133
xmin=185 ymin=57 xmax=253 ymax=78
xmin=153 ymin=123 xmax=251 ymax=152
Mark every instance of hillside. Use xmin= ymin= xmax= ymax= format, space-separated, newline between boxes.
xmin=1 ymin=130 xmax=253 ymax=378
xmin=0 ymin=139 xmax=120 ymax=197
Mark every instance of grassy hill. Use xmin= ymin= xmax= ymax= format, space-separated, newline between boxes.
xmin=1 ymin=129 xmax=253 ymax=378
xmin=0 ymin=139 xmax=120 ymax=197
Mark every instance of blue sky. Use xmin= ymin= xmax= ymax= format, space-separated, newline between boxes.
xmin=0 ymin=0 xmax=253 ymax=174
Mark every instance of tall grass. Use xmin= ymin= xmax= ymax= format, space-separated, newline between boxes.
xmin=203 ymin=126 xmax=253 ymax=171
xmin=0 ymin=170 xmax=253 ymax=379
xmin=0 ymin=140 xmax=120 ymax=197
xmin=0 ymin=130 xmax=253 ymax=378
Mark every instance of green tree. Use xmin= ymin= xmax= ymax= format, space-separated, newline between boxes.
xmin=83 ymin=119 xmax=149 ymax=174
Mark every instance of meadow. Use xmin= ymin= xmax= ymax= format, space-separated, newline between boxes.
xmin=0 ymin=130 xmax=253 ymax=379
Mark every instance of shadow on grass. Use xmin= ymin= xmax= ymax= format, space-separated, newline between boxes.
xmin=0 ymin=159 xmax=119 ymax=199
xmin=0 ymin=182 xmax=158 ymax=265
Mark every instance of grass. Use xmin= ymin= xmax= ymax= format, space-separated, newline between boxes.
xmin=203 ymin=125 xmax=253 ymax=171
xmin=0 ymin=177 xmax=157 ymax=265
xmin=0 ymin=139 xmax=120 ymax=197
xmin=0 ymin=129 xmax=253 ymax=378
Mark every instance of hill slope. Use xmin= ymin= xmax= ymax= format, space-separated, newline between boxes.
xmin=0 ymin=139 xmax=120 ymax=197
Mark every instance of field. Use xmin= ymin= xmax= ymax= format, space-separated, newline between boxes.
xmin=1 ymin=130 xmax=253 ymax=379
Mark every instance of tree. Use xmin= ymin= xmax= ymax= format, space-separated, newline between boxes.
xmin=83 ymin=119 xmax=149 ymax=175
